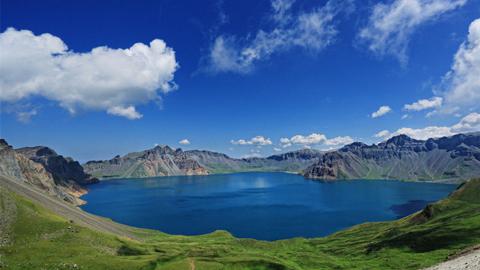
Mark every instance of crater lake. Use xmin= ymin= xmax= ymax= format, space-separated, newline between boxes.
xmin=81 ymin=172 xmax=456 ymax=240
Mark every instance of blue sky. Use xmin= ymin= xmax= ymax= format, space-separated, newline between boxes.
xmin=1 ymin=0 xmax=479 ymax=162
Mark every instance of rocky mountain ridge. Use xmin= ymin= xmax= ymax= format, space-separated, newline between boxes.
xmin=84 ymin=133 xmax=480 ymax=182
xmin=0 ymin=139 xmax=97 ymax=205
xmin=303 ymin=133 xmax=480 ymax=181
xmin=16 ymin=146 xmax=98 ymax=185
xmin=84 ymin=145 xmax=209 ymax=178
xmin=3 ymin=132 xmax=478 ymax=185
xmin=83 ymin=146 xmax=325 ymax=178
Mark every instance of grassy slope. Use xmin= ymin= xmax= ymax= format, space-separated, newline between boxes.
xmin=1 ymin=179 xmax=480 ymax=270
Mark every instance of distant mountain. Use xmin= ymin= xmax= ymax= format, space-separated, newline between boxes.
xmin=83 ymin=147 xmax=324 ymax=179
xmin=303 ymin=133 xmax=480 ymax=182
xmin=84 ymin=145 xmax=209 ymax=178
xmin=83 ymin=133 xmax=480 ymax=182
xmin=0 ymin=139 xmax=97 ymax=205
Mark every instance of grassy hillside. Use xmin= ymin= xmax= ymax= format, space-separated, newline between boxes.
xmin=1 ymin=179 xmax=480 ymax=269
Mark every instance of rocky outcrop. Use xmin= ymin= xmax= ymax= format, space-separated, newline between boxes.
xmin=0 ymin=139 xmax=87 ymax=205
xmin=303 ymin=133 xmax=480 ymax=182
xmin=84 ymin=145 xmax=209 ymax=179
xmin=16 ymin=146 xmax=98 ymax=185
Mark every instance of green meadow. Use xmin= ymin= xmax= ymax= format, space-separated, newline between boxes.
xmin=1 ymin=179 xmax=479 ymax=270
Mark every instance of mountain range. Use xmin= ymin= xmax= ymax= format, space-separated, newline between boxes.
xmin=304 ymin=133 xmax=480 ymax=181
xmin=83 ymin=147 xmax=324 ymax=178
xmin=1 ymin=132 xmax=479 ymax=206
xmin=84 ymin=132 xmax=480 ymax=182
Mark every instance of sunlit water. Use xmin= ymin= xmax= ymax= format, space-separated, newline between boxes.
xmin=81 ymin=172 xmax=455 ymax=240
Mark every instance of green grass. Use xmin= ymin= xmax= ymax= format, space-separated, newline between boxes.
xmin=1 ymin=179 xmax=480 ymax=270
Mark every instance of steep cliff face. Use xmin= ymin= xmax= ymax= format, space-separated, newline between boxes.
xmin=16 ymin=146 xmax=98 ymax=185
xmin=303 ymin=133 xmax=480 ymax=182
xmin=0 ymin=139 xmax=86 ymax=205
xmin=84 ymin=145 xmax=209 ymax=178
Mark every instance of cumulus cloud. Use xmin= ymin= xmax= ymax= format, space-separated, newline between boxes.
xmin=404 ymin=96 xmax=443 ymax=111
xmin=231 ymin=136 xmax=273 ymax=146
xmin=107 ymin=106 xmax=143 ymax=120
xmin=179 ymin=139 xmax=191 ymax=145
xmin=451 ymin=112 xmax=480 ymax=132
xmin=280 ymin=133 xmax=353 ymax=148
xmin=374 ymin=129 xmax=391 ymax=138
xmin=371 ymin=105 xmax=392 ymax=118
xmin=359 ymin=0 xmax=466 ymax=64
xmin=439 ymin=18 xmax=480 ymax=113
xmin=0 ymin=28 xmax=178 ymax=120
xmin=324 ymin=136 xmax=354 ymax=146
xmin=206 ymin=0 xmax=354 ymax=73
xmin=376 ymin=126 xmax=453 ymax=140
xmin=374 ymin=112 xmax=480 ymax=140
xmin=280 ymin=133 xmax=327 ymax=147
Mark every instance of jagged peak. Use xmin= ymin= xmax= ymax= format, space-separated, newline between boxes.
xmin=386 ymin=134 xmax=419 ymax=144
xmin=142 ymin=144 xmax=179 ymax=156
xmin=0 ymin=138 xmax=11 ymax=149
xmin=340 ymin=142 xmax=369 ymax=151
xmin=16 ymin=146 xmax=58 ymax=157
xmin=35 ymin=146 xmax=58 ymax=157
xmin=152 ymin=144 xmax=175 ymax=150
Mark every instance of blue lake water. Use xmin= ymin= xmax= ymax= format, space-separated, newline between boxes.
xmin=81 ymin=172 xmax=456 ymax=240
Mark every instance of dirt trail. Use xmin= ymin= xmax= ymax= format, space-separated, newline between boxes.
xmin=424 ymin=247 xmax=480 ymax=270
xmin=0 ymin=175 xmax=139 ymax=240
xmin=189 ymin=258 xmax=195 ymax=270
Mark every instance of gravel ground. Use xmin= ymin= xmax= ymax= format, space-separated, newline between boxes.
xmin=424 ymin=247 xmax=480 ymax=270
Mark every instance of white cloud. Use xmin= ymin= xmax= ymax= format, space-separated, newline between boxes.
xmin=439 ymin=18 xmax=480 ymax=113
xmin=241 ymin=153 xmax=263 ymax=158
xmin=107 ymin=106 xmax=142 ymax=120
xmin=179 ymin=139 xmax=191 ymax=145
xmin=451 ymin=112 xmax=480 ymax=132
xmin=375 ymin=129 xmax=391 ymax=138
xmin=280 ymin=133 xmax=353 ymax=148
xmin=371 ymin=105 xmax=392 ymax=118
xmin=385 ymin=126 xmax=453 ymax=140
xmin=401 ymin=114 xmax=410 ymax=119
xmin=281 ymin=133 xmax=327 ymax=147
xmin=404 ymin=97 xmax=443 ymax=111
xmin=324 ymin=136 xmax=354 ymax=146
xmin=271 ymin=0 xmax=296 ymax=23
xmin=241 ymin=148 xmax=263 ymax=158
xmin=231 ymin=136 xmax=273 ymax=146
xmin=273 ymin=147 xmax=282 ymax=152
xmin=359 ymin=0 xmax=466 ymax=64
xmin=207 ymin=0 xmax=353 ymax=73
xmin=374 ymin=112 xmax=480 ymax=140
xmin=16 ymin=109 xmax=37 ymax=123
xmin=0 ymin=28 xmax=178 ymax=120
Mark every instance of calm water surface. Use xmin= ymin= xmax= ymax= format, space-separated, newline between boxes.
xmin=81 ymin=172 xmax=456 ymax=240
